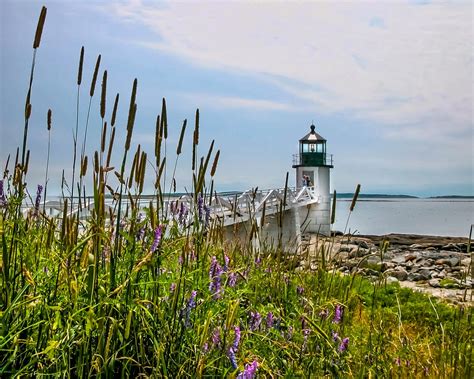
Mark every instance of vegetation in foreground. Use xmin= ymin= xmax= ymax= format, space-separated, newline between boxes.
xmin=0 ymin=6 xmax=472 ymax=378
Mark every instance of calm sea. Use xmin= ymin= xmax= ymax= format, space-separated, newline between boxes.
xmin=332 ymin=198 xmax=474 ymax=237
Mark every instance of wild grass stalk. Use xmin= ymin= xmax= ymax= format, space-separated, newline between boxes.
xmin=42 ymin=109 xmax=52 ymax=213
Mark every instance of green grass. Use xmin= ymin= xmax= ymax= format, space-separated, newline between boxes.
xmin=0 ymin=6 xmax=472 ymax=378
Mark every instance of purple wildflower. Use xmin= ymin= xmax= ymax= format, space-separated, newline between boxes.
xmin=183 ymin=290 xmax=197 ymax=327
xmin=211 ymin=327 xmax=221 ymax=347
xmin=237 ymin=360 xmax=258 ymax=379
xmin=228 ymin=348 xmax=238 ymax=370
xmin=333 ymin=304 xmax=343 ymax=324
xmin=151 ymin=226 xmax=162 ymax=253
xmin=232 ymin=325 xmax=241 ymax=351
xmin=249 ymin=311 xmax=262 ymax=331
xmin=202 ymin=342 xmax=209 ymax=354
xmin=0 ymin=180 xmax=6 ymax=207
xmin=228 ymin=326 xmax=240 ymax=370
xmin=223 ymin=254 xmax=230 ymax=272
xmin=178 ymin=255 xmax=184 ymax=265
xmin=338 ymin=337 xmax=349 ymax=352
xmin=265 ymin=267 xmax=272 ymax=273
xmin=395 ymin=357 xmax=401 ymax=366
xmin=209 ymin=256 xmax=223 ymax=299
xmin=332 ymin=331 xmax=339 ymax=342
xmin=228 ymin=272 xmax=237 ymax=287
xmin=266 ymin=312 xmax=274 ymax=329
xmin=34 ymin=184 xmax=43 ymax=217
xmin=300 ymin=316 xmax=307 ymax=330
xmin=255 ymin=256 xmax=261 ymax=265
xmin=170 ymin=283 xmax=176 ymax=293
xmin=319 ymin=308 xmax=329 ymax=319
xmin=178 ymin=203 xmax=187 ymax=226
xmin=136 ymin=214 xmax=145 ymax=242
xmin=204 ymin=204 xmax=211 ymax=227
xmin=297 ymin=286 xmax=304 ymax=295
xmin=302 ymin=328 xmax=310 ymax=350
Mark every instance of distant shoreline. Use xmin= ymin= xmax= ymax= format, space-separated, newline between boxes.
xmin=336 ymin=193 xmax=474 ymax=199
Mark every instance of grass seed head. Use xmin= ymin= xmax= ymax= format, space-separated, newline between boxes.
xmin=33 ymin=6 xmax=47 ymax=49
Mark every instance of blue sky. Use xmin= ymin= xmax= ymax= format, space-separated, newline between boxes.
xmin=0 ymin=0 xmax=472 ymax=197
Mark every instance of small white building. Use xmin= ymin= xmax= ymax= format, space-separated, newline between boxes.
xmin=292 ymin=123 xmax=333 ymax=235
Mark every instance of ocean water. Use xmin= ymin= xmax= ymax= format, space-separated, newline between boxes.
xmin=332 ymin=198 xmax=474 ymax=237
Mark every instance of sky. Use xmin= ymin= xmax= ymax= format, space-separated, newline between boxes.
xmin=0 ymin=0 xmax=472 ymax=197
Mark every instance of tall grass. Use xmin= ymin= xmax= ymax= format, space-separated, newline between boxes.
xmin=0 ymin=6 xmax=472 ymax=378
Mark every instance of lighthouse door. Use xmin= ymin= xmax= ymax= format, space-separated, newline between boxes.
xmin=302 ymin=171 xmax=314 ymax=187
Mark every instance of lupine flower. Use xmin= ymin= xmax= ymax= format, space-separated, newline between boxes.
xmin=151 ymin=226 xmax=162 ymax=253
xmin=0 ymin=180 xmax=6 ymax=207
xmin=209 ymin=256 xmax=223 ymax=299
xmin=302 ymin=328 xmax=310 ymax=350
xmin=231 ymin=325 xmax=241 ymax=351
xmin=204 ymin=204 xmax=211 ymax=227
xmin=228 ymin=348 xmax=238 ymax=370
xmin=34 ymin=184 xmax=43 ymax=217
xmin=300 ymin=316 xmax=307 ymax=330
xmin=249 ymin=311 xmax=262 ymax=331
xmin=223 ymin=254 xmax=230 ymax=272
xmin=197 ymin=194 xmax=203 ymax=221
xmin=178 ymin=203 xmax=187 ymax=226
xmin=266 ymin=312 xmax=274 ymax=329
xmin=319 ymin=308 xmax=329 ymax=319
xmin=255 ymin=256 xmax=261 ymax=265
xmin=297 ymin=286 xmax=304 ymax=295
xmin=170 ymin=200 xmax=179 ymax=216
xmin=228 ymin=326 xmax=241 ymax=369
xmin=136 ymin=214 xmax=145 ymax=241
xmin=211 ymin=327 xmax=221 ymax=347
xmin=228 ymin=272 xmax=237 ymax=287
xmin=183 ymin=290 xmax=197 ymax=327
xmin=333 ymin=304 xmax=343 ymax=324
xmin=332 ymin=331 xmax=339 ymax=342
xmin=237 ymin=360 xmax=258 ymax=379
xmin=338 ymin=337 xmax=349 ymax=352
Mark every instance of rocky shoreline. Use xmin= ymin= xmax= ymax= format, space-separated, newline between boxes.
xmin=303 ymin=233 xmax=472 ymax=305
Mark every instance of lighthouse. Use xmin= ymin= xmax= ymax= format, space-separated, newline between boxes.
xmin=292 ymin=123 xmax=333 ymax=235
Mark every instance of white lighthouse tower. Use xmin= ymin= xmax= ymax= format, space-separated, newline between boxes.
xmin=292 ymin=123 xmax=333 ymax=235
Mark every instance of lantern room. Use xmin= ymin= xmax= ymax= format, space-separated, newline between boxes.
xmin=292 ymin=124 xmax=333 ymax=168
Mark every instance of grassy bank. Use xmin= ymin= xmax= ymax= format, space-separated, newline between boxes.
xmin=0 ymin=6 xmax=472 ymax=378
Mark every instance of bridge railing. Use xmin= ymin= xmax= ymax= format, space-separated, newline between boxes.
xmin=29 ymin=186 xmax=320 ymax=227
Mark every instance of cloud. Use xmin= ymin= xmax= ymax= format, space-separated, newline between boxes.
xmin=178 ymin=92 xmax=299 ymax=112
xmin=103 ymin=1 xmax=471 ymax=142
